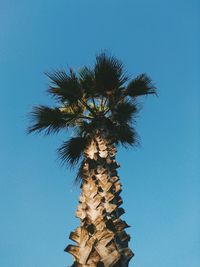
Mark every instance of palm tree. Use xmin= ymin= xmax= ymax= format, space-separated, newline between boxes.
xmin=28 ymin=52 xmax=156 ymax=267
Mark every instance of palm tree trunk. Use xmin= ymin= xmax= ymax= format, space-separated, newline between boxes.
xmin=65 ymin=131 xmax=134 ymax=266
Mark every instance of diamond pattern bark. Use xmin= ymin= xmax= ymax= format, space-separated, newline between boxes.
xmin=65 ymin=133 xmax=134 ymax=266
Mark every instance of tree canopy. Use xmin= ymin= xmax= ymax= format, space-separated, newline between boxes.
xmin=28 ymin=53 xmax=157 ymax=170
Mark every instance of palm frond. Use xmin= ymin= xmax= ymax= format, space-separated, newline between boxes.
xmin=94 ymin=53 xmax=128 ymax=96
xmin=78 ymin=66 xmax=95 ymax=97
xmin=27 ymin=105 xmax=72 ymax=134
xmin=112 ymin=101 xmax=138 ymax=124
xmin=75 ymin=160 xmax=85 ymax=184
xmin=59 ymin=102 xmax=84 ymax=117
xmin=126 ymin=73 xmax=156 ymax=97
xmin=58 ymin=137 xmax=88 ymax=167
xmin=113 ymin=123 xmax=139 ymax=147
xmin=28 ymin=105 xmax=83 ymax=135
xmin=107 ymin=86 xmax=126 ymax=112
xmin=46 ymin=69 xmax=83 ymax=104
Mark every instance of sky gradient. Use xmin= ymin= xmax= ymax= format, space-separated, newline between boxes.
xmin=0 ymin=0 xmax=199 ymax=266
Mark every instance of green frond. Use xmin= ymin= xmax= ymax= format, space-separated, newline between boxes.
xmin=94 ymin=52 xmax=128 ymax=96
xmin=75 ymin=160 xmax=85 ymax=184
xmin=113 ymin=123 xmax=139 ymax=147
xmin=60 ymin=102 xmax=84 ymax=116
xmin=28 ymin=105 xmax=81 ymax=135
xmin=126 ymin=73 xmax=156 ymax=97
xmin=58 ymin=137 xmax=88 ymax=167
xmin=112 ymin=101 xmax=138 ymax=124
xmin=79 ymin=66 xmax=95 ymax=97
xmin=46 ymin=69 xmax=83 ymax=104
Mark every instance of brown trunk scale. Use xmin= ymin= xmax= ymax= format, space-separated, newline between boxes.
xmin=65 ymin=132 xmax=134 ymax=267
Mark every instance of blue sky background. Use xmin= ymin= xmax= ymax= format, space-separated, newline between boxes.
xmin=0 ymin=0 xmax=199 ymax=266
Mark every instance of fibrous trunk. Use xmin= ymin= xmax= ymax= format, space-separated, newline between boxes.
xmin=65 ymin=132 xmax=134 ymax=266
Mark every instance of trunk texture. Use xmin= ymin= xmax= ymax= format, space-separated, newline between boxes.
xmin=65 ymin=132 xmax=134 ymax=266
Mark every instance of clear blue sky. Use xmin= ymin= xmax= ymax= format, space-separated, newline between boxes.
xmin=0 ymin=1 xmax=199 ymax=266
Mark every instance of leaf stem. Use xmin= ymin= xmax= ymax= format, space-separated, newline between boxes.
xmin=79 ymin=99 xmax=96 ymax=117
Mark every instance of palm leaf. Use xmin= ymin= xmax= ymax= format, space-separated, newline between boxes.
xmin=58 ymin=137 xmax=88 ymax=167
xmin=94 ymin=53 xmax=128 ymax=96
xmin=75 ymin=160 xmax=85 ymax=184
xmin=79 ymin=66 xmax=95 ymax=97
xmin=46 ymin=69 xmax=83 ymax=104
xmin=112 ymin=101 xmax=138 ymax=124
xmin=28 ymin=105 xmax=80 ymax=135
xmin=126 ymin=73 xmax=156 ymax=97
xmin=113 ymin=123 xmax=139 ymax=147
